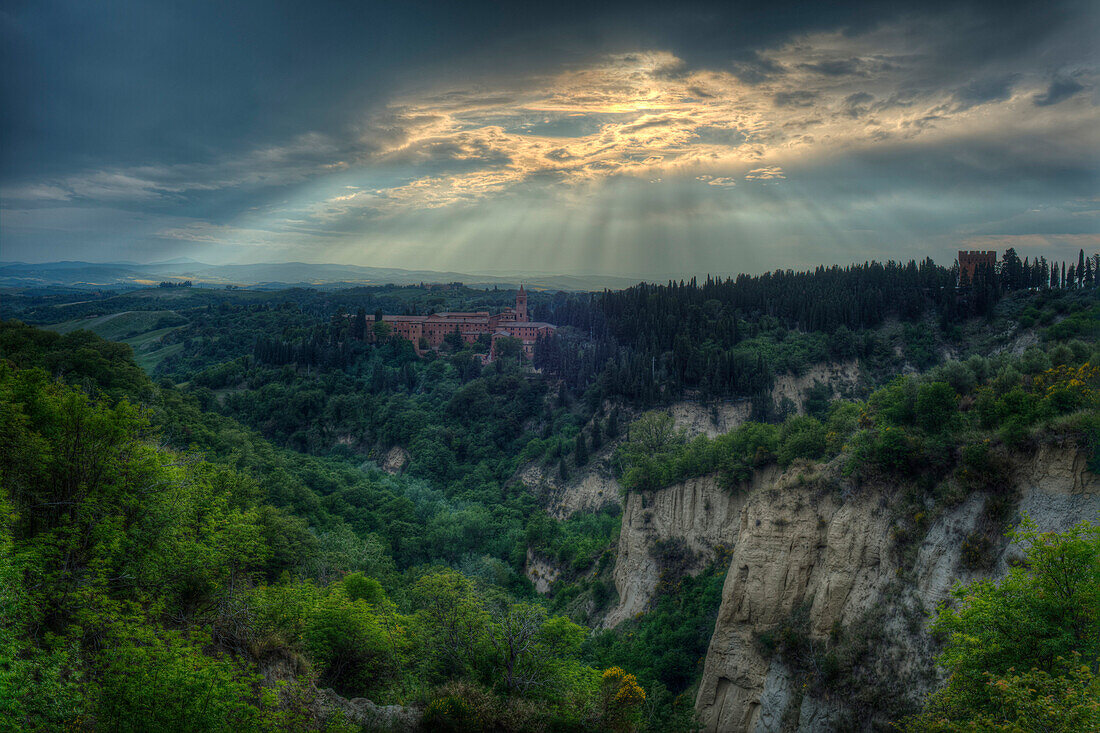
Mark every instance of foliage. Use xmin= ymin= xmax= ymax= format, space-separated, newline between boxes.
xmin=905 ymin=519 xmax=1100 ymax=731
xmin=539 ymin=260 xmax=962 ymax=400
xmin=0 ymin=361 xmax=286 ymax=728
xmin=1 ymin=266 xmax=1097 ymax=730
xmin=600 ymin=667 xmax=646 ymax=732
xmin=588 ymin=565 xmax=727 ymax=731
xmin=527 ymin=507 xmax=621 ymax=575
xmin=0 ymin=348 xmax=632 ymax=729
xmin=93 ymin=630 xmax=271 ymax=733
xmin=614 ymin=412 xmax=782 ymax=492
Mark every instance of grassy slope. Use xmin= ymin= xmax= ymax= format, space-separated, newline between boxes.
xmin=44 ymin=310 xmax=186 ymax=373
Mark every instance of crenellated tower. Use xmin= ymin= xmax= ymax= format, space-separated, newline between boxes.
xmin=958 ymin=250 xmax=997 ymax=286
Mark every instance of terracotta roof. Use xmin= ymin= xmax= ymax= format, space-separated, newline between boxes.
xmin=429 ymin=311 xmax=490 ymax=318
xmin=424 ymin=317 xmax=490 ymax=325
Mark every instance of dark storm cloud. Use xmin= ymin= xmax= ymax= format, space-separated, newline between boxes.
xmin=1034 ymin=75 xmax=1086 ymax=106
xmin=4 ymin=0 xmax=1083 ymax=174
xmin=952 ymin=74 xmax=1020 ymax=109
xmin=774 ymin=90 xmax=819 ymax=107
xmin=842 ymin=92 xmax=875 ymax=118
xmin=796 ymin=58 xmax=898 ymax=78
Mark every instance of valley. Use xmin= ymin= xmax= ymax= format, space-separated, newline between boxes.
xmin=2 ymin=256 xmax=1098 ymax=730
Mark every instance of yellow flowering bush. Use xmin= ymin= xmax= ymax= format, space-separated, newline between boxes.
xmin=1031 ymin=363 xmax=1099 ymax=415
xmin=600 ymin=666 xmax=646 ymax=731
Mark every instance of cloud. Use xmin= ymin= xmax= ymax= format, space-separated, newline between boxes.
xmin=339 ymin=24 xmax=1095 ymax=212
xmin=3 ymin=5 xmax=1097 ymax=275
xmin=842 ymin=92 xmax=875 ymax=118
xmin=1034 ymin=75 xmax=1086 ymax=106
xmin=0 ymin=132 xmax=356 ymax=204
xmin=952 ymin=74 xmax=1019 ymax=109
xmin=0 ymin=183 xmax=71 ymax=201
xmin=696 ymin=175 xmax=736 ymax=186
xmin=773 ymin=90 xmax=819 ymax=107
xmin=745 ymin=166 xmax=785 ymax=180
xmin=7 ymin=18 xmax=1097 ymax=222
xmin=795 ymin=57 xmax=896 ymax=78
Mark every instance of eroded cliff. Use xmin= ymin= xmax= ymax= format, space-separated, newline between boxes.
xmin=692 ymin=442 xmax=1098 ymax=732
xmin=602 ymin=440 xmax=1098 ymax=731
xmin=604 ymin=467 xmax=779 ymax=627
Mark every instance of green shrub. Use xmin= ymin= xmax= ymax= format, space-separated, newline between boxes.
xmin=915 ymin=382 xmax=958 ymax=433
xmin=869 ymin=377 xmax=918 ymax=427
xmin=304 ymin=590 xmax=401 ymax=697
xmin=777 ymin=416 xmax=827 ymax=466
xmin=959 ymin=531 xmax=995 ymax=570
xmin=905 ymin=520 xmax=1100 ymax=730
xmin=94 ymin=631 xmax=264 ymax=733
xmin=874 ymin=428 xmax=917 ymax=473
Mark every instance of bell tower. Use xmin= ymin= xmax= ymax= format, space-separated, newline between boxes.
xmin=516 ymin=284 xmax=528 ymax=322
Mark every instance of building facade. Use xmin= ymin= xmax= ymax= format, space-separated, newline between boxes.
xmin=958 ymin=250 xmax=997 ymax=285
xmin=372 ymin=285 xmax=554 ymax=359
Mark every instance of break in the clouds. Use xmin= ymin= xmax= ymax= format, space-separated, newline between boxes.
xmin=2 ymin=0 xmax=1097 ymax=278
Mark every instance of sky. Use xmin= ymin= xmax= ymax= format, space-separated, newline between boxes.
xmin=2 ymin=0 xmax=1098 ymax=279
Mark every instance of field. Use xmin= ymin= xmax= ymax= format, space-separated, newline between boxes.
xmin=44 ymin=310 xmax=188 ymax=372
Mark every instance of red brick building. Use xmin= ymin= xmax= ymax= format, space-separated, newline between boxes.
xmin=372 ymin=285 xmax=554 ymax=359
xmin=958 ymin=250 xmax=997 ymax=285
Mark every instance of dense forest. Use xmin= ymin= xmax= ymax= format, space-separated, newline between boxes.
xmin=1 ymin=252 xmax=1098 ymax=731
xmin=536 ymin=250 xmax=1100 ymax=401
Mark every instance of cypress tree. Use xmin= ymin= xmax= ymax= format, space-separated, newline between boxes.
xmin=352 ymin=307 xmax=366 ymax=340
xmin=574 ymin=434 xmax=588 ymax=466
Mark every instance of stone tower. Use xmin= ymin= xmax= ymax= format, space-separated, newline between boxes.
xmin=958 ymin=250 xmax=997 ymax=285
xmin=516 ymin=284 xmax=528 ymax=322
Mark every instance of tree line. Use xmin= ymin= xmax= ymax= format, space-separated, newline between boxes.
xmin=535 ymin=253 xmax=1099 ymax=403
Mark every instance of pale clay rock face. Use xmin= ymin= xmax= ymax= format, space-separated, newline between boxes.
xmin=522 ymin=458 xmax=623 ymax=520
xmin=690 ymin=443 xmax=1098 ymax=732
xmin=591 ymin=441 xmax=1096 ymax=732
xmin=381 ymin=445 xmax=410 ymax=474
xmin=525 ymin=548 xmax=562 ymax=594
xmin=695 ymin=484 xmax=895 ymax=732
xmin=603 ymin=466 xmax=781 ymax=628
xmin=525 ymin=362 xmax=861 ymax=523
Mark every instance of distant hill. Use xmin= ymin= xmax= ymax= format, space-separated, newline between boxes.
xmin=0 ymin=260 xmax=639 ymax=292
